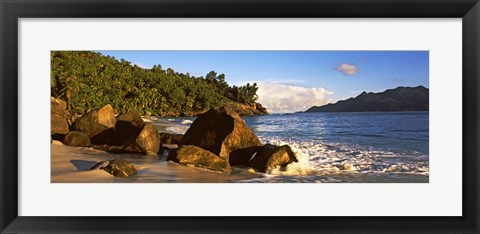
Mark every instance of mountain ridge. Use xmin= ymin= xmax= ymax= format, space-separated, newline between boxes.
xmin=305 ymin=86 xmax=429 ymax=113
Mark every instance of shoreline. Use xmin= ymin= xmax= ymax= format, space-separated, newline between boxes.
xmin=51 ymin=141 xmax=428 ymax=183
xmin=51 ymin=114 xmax=428 ymax=183
xmin=51 ymin=141 xmax=262 ymax=183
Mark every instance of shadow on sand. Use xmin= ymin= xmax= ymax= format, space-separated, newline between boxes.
xmin=70 ymin=160 xmax=99 ymax=171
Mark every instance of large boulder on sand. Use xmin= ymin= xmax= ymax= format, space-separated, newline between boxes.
xmin=63 ymin=131 xmax=91 ymax=147
xmin=71 ymin=104 xmax=116 ymax=145
xmin=100 ymin=159 xmax=137 ymax=177
xmin=228 ymin=146 xmax=263 ymax=166
xmin=168 ymin=145 xmax=231 ymax=174
xmin=122 ymin=123 xmax=161 ymax=155
xmin=249 ymin=144 xmax=298 ymax=173
xmin=179 ymin=107 xmax=262 ymax=160
xmin=114 ymin=109 xmax=144 ymax=146
xmin=51 ymin=97 xmax=70 ymax=138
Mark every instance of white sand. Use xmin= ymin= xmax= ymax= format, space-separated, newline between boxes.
xmin=51 ymin=141 xmax=260 ymax=183
xmin=52 ymin=142 xmax=428 ymax=183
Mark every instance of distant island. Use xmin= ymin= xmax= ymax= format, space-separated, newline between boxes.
xmin=305 ymin=86 xmax=429 ymax=112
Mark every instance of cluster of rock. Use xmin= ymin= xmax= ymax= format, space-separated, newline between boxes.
xmin=167 ymin=107 xmax=298 ymax=174
xmin=51 ymin=97 xmax=73 ymax=139
xmin=51 ymin=97 xmax=296 ymax=176
xmin=51 ymin=97 xmax=162 ymax=156
xmin=51 ymin=97 xmax=165 ymax=177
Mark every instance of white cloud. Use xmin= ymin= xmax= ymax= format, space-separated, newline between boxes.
xmin=334 ymin=63 xmax=358 ymax=75
xmin=133 ymin=63 xmax=148 ymax=69
xmin=256 ymin=83 xmax=333 ymax=113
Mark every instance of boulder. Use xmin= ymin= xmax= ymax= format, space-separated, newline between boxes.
xmin=179 ymin=107 xmax=262 ymax=160
xmin=159 ymin=132 xmax=183 ymax=144
xmin=51 ymin=97 xmax=70 ymax=138
xmin=116 ymin=109 xmax=144 ymax=127
xmin=100 ymin=159 xmax=137 ymax=177
xmin=51 ymin=114 xmax=70 ymax=136
xmin=168 ymin=145 xmax=231 ymax=174
xmin=228 ymin=146 xmax=262 ymax=166
xmin=114 ymin=109 xmax=144 ymax=145
xmin=249 ymin=144 xmax=298 ymax=173
xmin=63 ymin=131 xmax=91 ymax=147
xmin=51 ymin=97 xmax=70 ymax=118
xmin=122 ymin=123 xmax=161 ymax=155
xmin=71 ymin=104 xmax=116 ymax=145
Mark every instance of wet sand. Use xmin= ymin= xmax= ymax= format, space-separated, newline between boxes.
xmin=51 ymin=141 xmax=262 ymax=183
xmin=51 ymin=141 xmax=428 ymax=183
xmin=51 ymin=118 xmax=261 ymax=183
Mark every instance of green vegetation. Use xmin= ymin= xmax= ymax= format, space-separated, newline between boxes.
xmin=51 ymin=51 xmax=260 ymax=116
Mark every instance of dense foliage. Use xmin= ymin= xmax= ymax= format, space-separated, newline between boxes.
xmin=51 ymin=51 xmax=259 ymax=116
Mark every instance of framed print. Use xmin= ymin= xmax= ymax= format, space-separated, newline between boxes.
xmin=1 ymin=0 xmax=479 ymax=233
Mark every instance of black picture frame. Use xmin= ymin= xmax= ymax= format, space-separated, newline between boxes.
xmin=1 ymin=0 xmax=479 ymax=233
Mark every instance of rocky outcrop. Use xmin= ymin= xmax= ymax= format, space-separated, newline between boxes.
xmin=67 ymin=107 xmax=161 ymax=156
xmin=167 ymin=107 xmax=301 ymax=174
xmin=159 ymin=132 xmax=183 ymax=144
xmin=249 ymin=144 xmax=298 ymax=173
xmin=122 ymin=123 xmax=161 ymax=155
xmin=63 ymin=131 xmax=91 ymax=147
xmin=224 ymin=102 xmax=268 ymax=116
xmin=51 ymin=97 xmax=71 ymax=139
xmin=179 ymin=107 xmax=262 ymax=160
xmin=168 ymin=145 xmax=231 ymax=174
xmin=254 ymin=102 xmax=268 ymax=114
xmin=100 ymin=159 xmax=137 ymax=177
xmin=71 ymin=104 xmax=116 ymax=145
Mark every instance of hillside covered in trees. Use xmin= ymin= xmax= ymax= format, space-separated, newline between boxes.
xmin=51 ymin=51 xmax=266 ymax=116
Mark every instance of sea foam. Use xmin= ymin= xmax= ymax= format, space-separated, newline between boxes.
xmin=258 ymin=137 xmax=429 ymax=176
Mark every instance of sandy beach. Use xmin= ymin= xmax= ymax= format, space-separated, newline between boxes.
xmin=51 ymin=141 xmax=428 ymax=183
xmin=51 ymin=118 xmax=261 ymax=183
xmin=51 ymin=140 xmax=262 ymax=183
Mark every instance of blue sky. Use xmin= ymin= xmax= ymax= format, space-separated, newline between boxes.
xmin=97 ymin=51 xmax=429 ymax=113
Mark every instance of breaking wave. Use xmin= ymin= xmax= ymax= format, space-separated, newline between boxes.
xmin=258 ymin=137 xmax=429 ymax=176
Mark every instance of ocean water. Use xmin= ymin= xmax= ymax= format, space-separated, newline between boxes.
xmin=156 ymin=111 xmax=429 ymax=183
